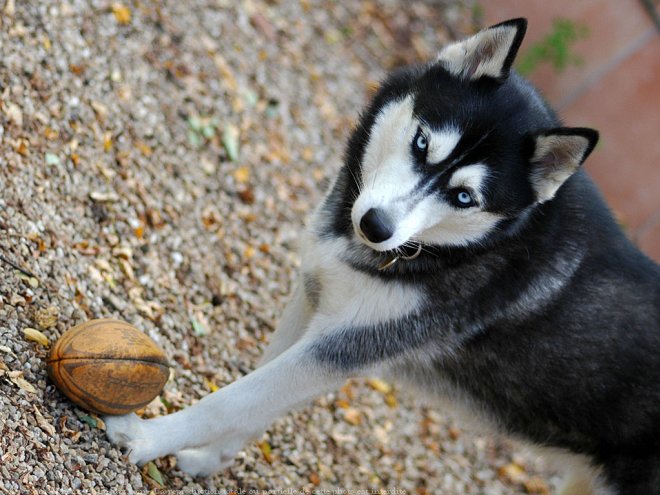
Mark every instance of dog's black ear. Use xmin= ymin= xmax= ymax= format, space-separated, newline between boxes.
xmin=437 ymin=18 xmax=527 ymax=81
xmin=529 ymin=128 xmax=599 ymax=203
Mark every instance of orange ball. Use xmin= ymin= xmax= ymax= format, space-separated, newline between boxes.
xmin=47 ymin=319 xmax=169 ymax=415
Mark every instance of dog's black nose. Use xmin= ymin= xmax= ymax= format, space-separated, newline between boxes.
xmin=359 ymin=208 xmax=394 ymax=244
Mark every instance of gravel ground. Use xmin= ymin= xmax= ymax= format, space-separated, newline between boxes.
xmin=1 ymin=1 xmax=559 ymax=493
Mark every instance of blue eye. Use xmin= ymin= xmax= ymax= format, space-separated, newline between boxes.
xmin=454 ymin=190 xmax=475 ymax=208
xmin=414 ymin=129 xmax=428 ymax=151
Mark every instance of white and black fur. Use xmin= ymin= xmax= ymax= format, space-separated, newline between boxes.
xmin=106 ymin=19 xmax=660 ymax=494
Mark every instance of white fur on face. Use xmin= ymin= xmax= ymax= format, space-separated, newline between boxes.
xmin=351 ymin=95 xmax=417 ymax=251
xmin=427 ymin=127 xmax=462 ymax=164
xmin=352 ymin=97 xmax=475 ymax=251
xmin=413 ymin=199 xmax=503 ymax=247
xmin=352 ymin=103 xmax=502 ymax=249
xmin=354 ymin=95 xmax=418 ymax=210
xmin=448 ymin=164 xmax=489 ymax=203
xmin=412 ymin=163 xmax=503 ymax=247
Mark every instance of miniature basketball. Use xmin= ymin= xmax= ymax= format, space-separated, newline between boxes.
xmin=46 ymin=318 xmax=169 ymax=415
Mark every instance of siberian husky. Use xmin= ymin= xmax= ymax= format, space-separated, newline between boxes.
xmin=106 ymin=19 xmax=660 ymax=494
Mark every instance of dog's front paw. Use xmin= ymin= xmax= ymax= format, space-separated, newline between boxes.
xmin=175 ymin=447 xmax=228 ymax=477
xmin=174 ymin=437 xmax=244 ymax=477
xmin=105 ymin=414 xmax=161 ymax=465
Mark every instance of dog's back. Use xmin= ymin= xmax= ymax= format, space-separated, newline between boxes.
xmin=424 ymin=172 xmax=660 ymax=491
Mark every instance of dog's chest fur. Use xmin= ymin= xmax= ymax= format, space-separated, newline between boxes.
xmin=300 ymin=233 xmax=423 ymax=329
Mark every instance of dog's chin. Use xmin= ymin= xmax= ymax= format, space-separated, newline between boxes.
xmin=354 ymin=233 xmax=410 ymax=254
xmin=351 ymin=220 xmax=420 ymax=253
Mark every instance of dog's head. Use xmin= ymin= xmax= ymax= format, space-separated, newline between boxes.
xmin=347 ymin=19 xmax=598 ymax=253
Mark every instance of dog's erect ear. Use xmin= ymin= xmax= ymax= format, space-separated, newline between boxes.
xmin=437 ymin=18 xmax=527 ymax=81
xmin=529 ymin=128 xmax=599 ymax=203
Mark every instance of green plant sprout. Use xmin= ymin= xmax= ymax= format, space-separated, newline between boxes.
xmin=516 ymin=18 xmax=589 ymax=76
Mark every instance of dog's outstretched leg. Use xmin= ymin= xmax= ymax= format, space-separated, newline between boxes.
xmin=258 ymin=281 xmax=312 ymax=366
xmin=105 ymin=338 xmax=347 ymax=474
xmin=170 ymin=283 xmax=313 ymax=477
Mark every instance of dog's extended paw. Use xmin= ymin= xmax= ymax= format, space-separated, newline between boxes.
xmin=174 ymin=440 xmax=243 ymax=478
xmin=175 ymin=448 xmax=228 ymax=478
xmin=104 ymin=414 xmax=161 ymax=466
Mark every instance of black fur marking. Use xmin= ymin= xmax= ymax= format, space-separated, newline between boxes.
xmin=311 ymin=311 xmax=449 ymax=372
xmin=303 ymin=273 xmax=321 ymax=312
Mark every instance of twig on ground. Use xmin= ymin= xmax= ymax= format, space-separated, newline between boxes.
xmin=0 ymin=253 xmax=39 ymax=280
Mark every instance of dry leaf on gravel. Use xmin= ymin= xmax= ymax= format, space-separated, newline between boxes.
xmin=523 ymin=477 xmax=550 ymax=494
xmin=23 ymin=328 xmax=49 ymax=347
xmin=3 ymin=0 xmax=15 ymax=16
xmin=233 ymin=165 xmax=250 ymax=184
xmin=0 ymin=345 xmax=17 ymax=358
xmin=258 ymin=440 xmax=274 ymax=464
xmin=366 ymin=377 xmax=392 ymax=394
xmin=144 ymin=462 xmax=164 ymax=487
xmin=4 ymin=101 xmax=22 ymax=127
xmin=309 ymin=471 xmax=321 ymax=486
xmin=498 ymin=462 xmax=527 ymax=485
xmin=8 ymin=371 xmax=37 ymax=393
xmin=111 ymin=3 xmax=131 ymax=25
xmin=89 ymin=191 xmax=119 ymax=203
xmin=343 ymin=407 xmax=362 ymax=426
xmin=33 ymin=306 xmax=59 ymax=330
xmin=384 ymin=392 xmax=398 ymax=408
xmin=33 ymin=405 xmax=56 ymax=436
xmin=223 ymin=124 xmax=240 ymax=162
